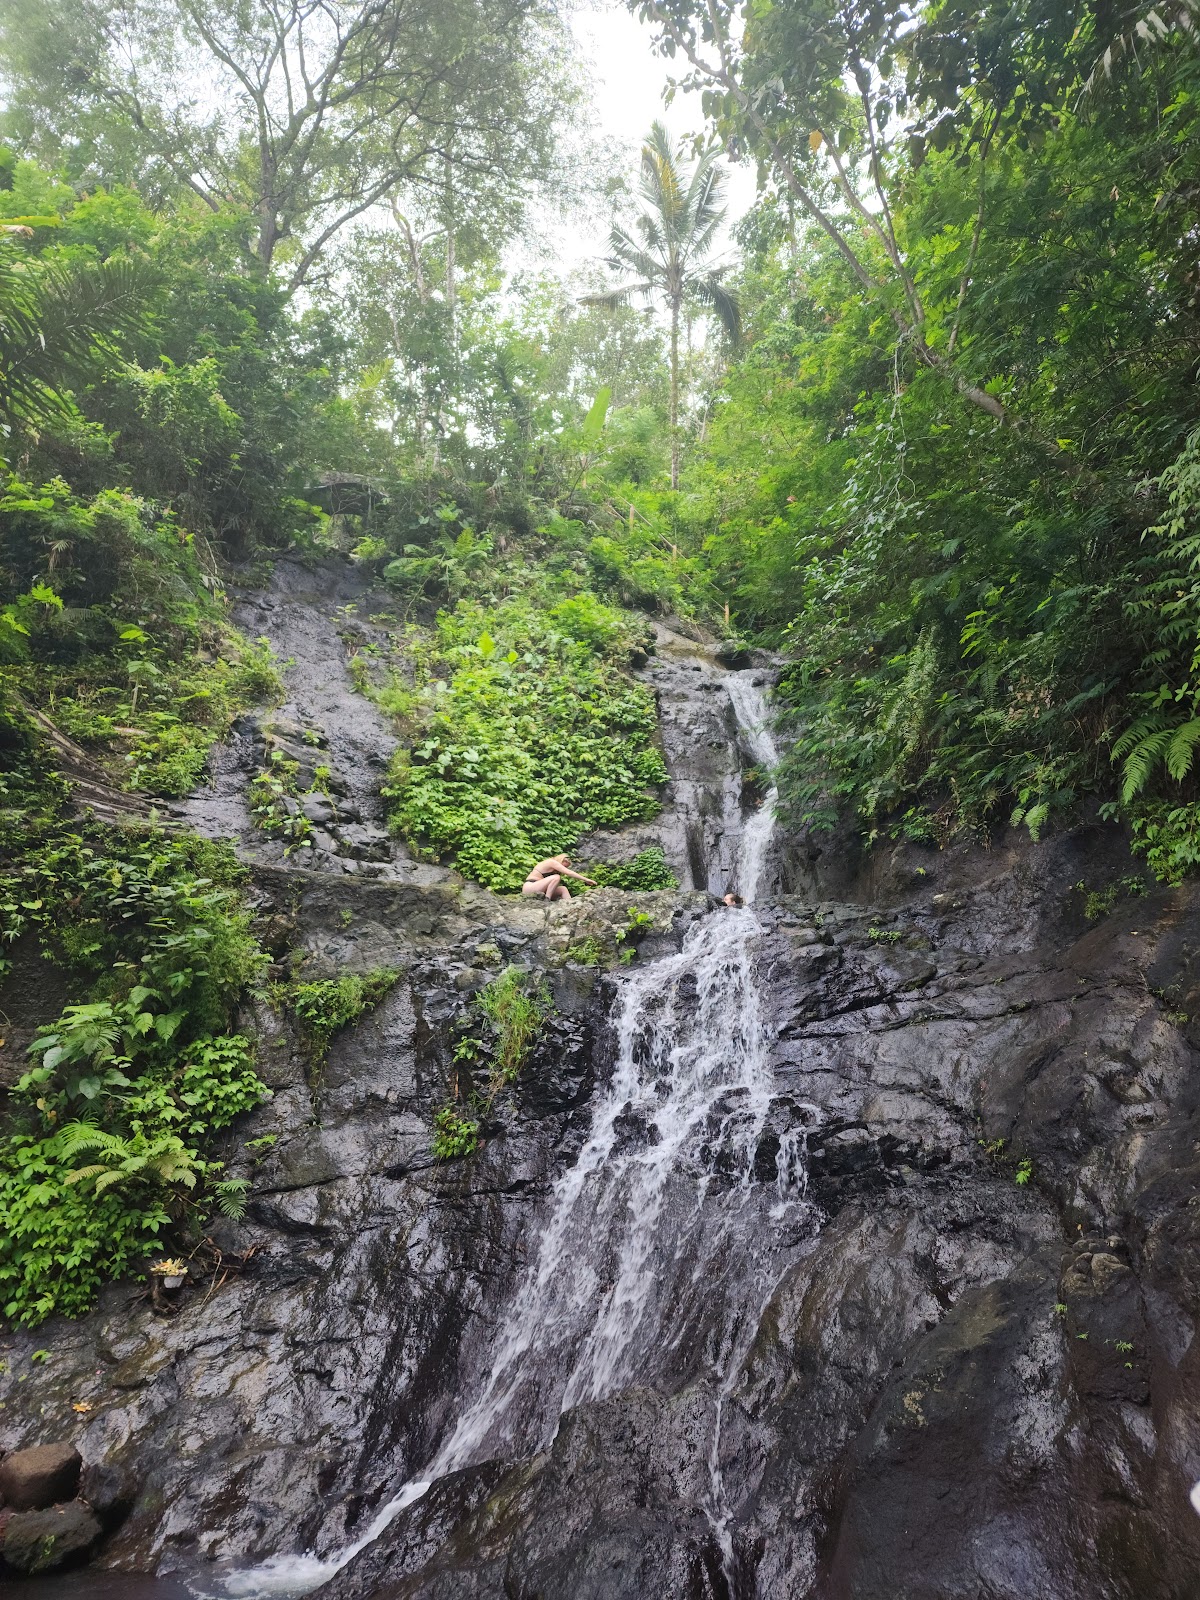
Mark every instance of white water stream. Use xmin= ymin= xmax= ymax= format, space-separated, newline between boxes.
xmin=219 ymin=672 xmax=810 ymax=1598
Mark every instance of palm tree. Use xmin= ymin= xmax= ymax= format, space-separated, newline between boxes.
xmin=0 ymin=232 xmax=152 ymax=441
xmin=590 ymin=123 xmax=740 ymax=490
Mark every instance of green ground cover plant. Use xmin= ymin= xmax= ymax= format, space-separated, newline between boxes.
xmin=477 ymin=965 xmax=549 ymax=1084
xmin=382 ymin=599 xmax=667 ymax=890
xmin=432 ymin=966 xmax=550 ymax=1160
xmin=585 ymin=847 xmax=677 ymax=892
xmin=289 ymin=968 xmax=401 ymax=1062
xmin=0 ymin=823 xmax=270 ymax=1326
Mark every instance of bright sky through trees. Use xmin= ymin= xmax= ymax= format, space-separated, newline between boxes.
xmin=563 ymin=1 xmax=756 ymax=271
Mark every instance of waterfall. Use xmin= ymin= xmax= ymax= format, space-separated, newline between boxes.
xmin=219 ymin=668 xmax=810 ymax=1599
xmin=723 ymin=673 xmax=779 ymax=906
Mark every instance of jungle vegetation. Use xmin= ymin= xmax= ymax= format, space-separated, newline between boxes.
xmin=2 ymin=0 xmax=1200 ymax=1320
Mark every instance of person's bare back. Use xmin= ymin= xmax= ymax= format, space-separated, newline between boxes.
xmin=521 ymin=854 xmax=596 ymax=902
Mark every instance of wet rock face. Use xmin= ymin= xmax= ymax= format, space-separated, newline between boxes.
xmin=316 ymin=864 xmax=1200 ymax=1600
xmin=174 ymin=555 xmax=452 ymax=886
xmin=3 ymin=581 xmax=1200 ymax=1598
xmin=0 ymin=878 xmax=636 ymax=1580
xmin=321 ymin=1391 xmax=733 ymax=1600
xmin=3 ymin=848 xmax=1200 ymax=1597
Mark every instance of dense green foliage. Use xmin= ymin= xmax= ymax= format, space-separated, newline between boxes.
xmin=587 ymin=847 xmax=678 ymax=892
xmin=0 ymin=825 xmax=268 ymax=1325
xmin=658 ymin=0 xmax=1200 ymax=866
xmin=378 ymin=578 xmax=669 ymax=890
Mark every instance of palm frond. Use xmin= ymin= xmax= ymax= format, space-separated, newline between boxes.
xmin=606 ymin=225 xmax=661 ymax=284
xmin=0 ymin=245 xmax=155 ymax=431
xmin=687 ymin=274 xmax=742 ymax=348
xmin=579 ymin=284 xmax=654 ymax=310
xmin=640 ymin=121 xmax=684 ymax=231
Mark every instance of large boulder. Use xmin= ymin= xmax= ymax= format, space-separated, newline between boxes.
xmin=0 ymin=1442 xmax=81 ymax=1510
xmin=714 ymin=638 xmax=751 ymax=669
xmin=2 ymin=1500 xmax=102 ymax=1573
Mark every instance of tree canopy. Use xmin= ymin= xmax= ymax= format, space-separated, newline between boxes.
xmin=0 ymin=0 xmax=578 ymax=288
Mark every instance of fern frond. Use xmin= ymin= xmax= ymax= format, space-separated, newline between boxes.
xmin=1165 ymin=719 xmax=1200 ymax=780
xmin=1120 ymin=726 xmax=1175 ymax=801
xmin=1111 ymin=711 xmax=1171 ymax=761
xmin=62 ymin=1164 xmax=107 ymax=1186
xmin=57 ymin=1122 xmax=122 ymax=1159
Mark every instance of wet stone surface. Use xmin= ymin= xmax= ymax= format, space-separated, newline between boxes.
xmin=3 ymin=583 xmax=1200 ymax=1600
xmin=3 ymin=849 xmax=1199 ymax=1598
xmin=174 ymin=555 xmax=450 ymax=885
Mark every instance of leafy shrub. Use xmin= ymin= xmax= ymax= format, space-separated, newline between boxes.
xmin=587 ymin=847 xmax=677 ymax=892
xmin=0 ymin=1138 xmax=172 ymax=1326
xmin=432 ymin=1105 xmax=480 ymax=1160
xmin=1125 ymin=804 xmax=1200 ymax=886
xmin=548 ymin=593 xmax=629 ymax=652
xmin=564 ymin=936 xmax=607 ymax=965
xmin=125 ymin=717 xmax=214 ymax=796
xmin=384 ymin=601 xmax=666 ymax=889
xmin=290 ymin=968 xmax=400 ymax=1061
xmin=0 ymin=826 xmax=270 ymax=1326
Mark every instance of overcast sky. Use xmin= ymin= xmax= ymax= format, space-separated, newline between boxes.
xmin=553 ymin=0 xmax=758 ymax=276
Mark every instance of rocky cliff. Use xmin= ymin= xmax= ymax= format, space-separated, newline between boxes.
xmin=2 ymin=558 xmax=1199 ymax=1600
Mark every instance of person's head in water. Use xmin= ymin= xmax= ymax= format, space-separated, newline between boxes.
xmin=723 ymin=892 xmax=743 ymax=907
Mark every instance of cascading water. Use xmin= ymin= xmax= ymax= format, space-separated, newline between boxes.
xmin=219 ymin=668 xmax=814 ymax=1599
xmin=724 ymin=672 xmax=780 ymax=906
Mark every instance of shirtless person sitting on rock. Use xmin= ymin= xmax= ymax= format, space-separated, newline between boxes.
xmin=521 ymin=854 xmax=596 ymax=902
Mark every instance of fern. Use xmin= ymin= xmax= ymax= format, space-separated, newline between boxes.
xmin=1113 ymin=712 xmax=1176 ymax=801
xmin=1166 ymin=718 xmax=1200 ymax=780
xmin=58 ymin=1123 xmax=205 ymax=1192
xmin=1112 ymin=426 xmax=1200 ymax=812
xmin=213 ymin=1177 xmax=250 ymax=1220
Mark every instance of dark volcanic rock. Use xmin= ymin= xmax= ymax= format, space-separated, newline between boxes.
xmin=4 ymin=847 xmax=1200 ymax=1598
xmin=5 ymin=602 xmax=1200 ymax=1600
xmin=79 ymin=1456 xmax=136 ymax=1529
xmin=322 ymin=1391 xmax=731 ymax=1600
xmin=2 ymin=1499 xmax=102 ymax=1572
xmin=309 ymin=859 xmax=1200 ymax=1600
xmin=0 ymin=1442 xmax=81 ymax=1510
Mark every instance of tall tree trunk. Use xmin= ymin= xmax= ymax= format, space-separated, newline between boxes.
xmin=669 ymin=297 xmax=680 ymax=491
xmin=257 ymin=143 xmax=278 ymax=272
xmin=257 ymin=200 xmax=278 ymax=272
xmin=444 ymin=153 xmax=458 ymax=363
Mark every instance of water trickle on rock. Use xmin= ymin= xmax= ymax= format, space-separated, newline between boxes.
xmin=220 ymin=667 xmax=815 ymax=1599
